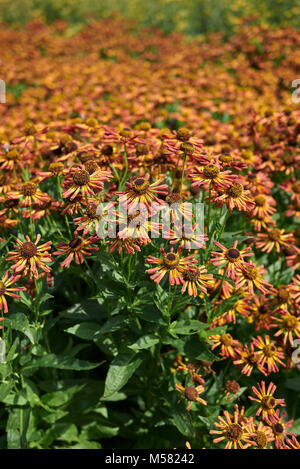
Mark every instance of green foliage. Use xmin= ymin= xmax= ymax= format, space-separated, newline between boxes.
xmin=0 ymin=0 xmax=299 ymax=33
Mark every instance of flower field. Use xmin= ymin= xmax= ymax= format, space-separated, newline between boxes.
xmin=0 ymin=16 xmax=299 ymax=449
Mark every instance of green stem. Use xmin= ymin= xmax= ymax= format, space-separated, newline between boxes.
xmin=216 ymin=207 xmax=229 ymax=242
xmin=179 ymin=151 xmax=187 ymax=196
xmin=207 ymin=181 xmax=212 ymax=238
xmin=119 ymin=142 xmax=129 ymax=190
xmin=29 ymin=206 xmax=35 ymax=239
xmin=215 ymin=268 xmax=227 ymax=302
xmin=56 ymin=175 xmax=63 ymax=200
xmin=65 ymin=215 xmax=72 ymax=238
xmin=109 ymin=163 xmax=120 ymax=183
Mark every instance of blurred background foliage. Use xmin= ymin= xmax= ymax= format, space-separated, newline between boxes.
xmin=0 ymin=0 xmax=299 ymax=33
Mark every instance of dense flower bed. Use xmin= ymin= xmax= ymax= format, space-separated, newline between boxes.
xmin=0 ymin=19 xmax=299 ymax=449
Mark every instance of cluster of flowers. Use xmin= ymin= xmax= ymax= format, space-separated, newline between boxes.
xmin=173 ymin=355 xmax=298 ymax=449
xmin=0 ymin=19 xmax=299 ymax=449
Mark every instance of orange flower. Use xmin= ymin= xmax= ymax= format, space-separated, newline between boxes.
xmin=53 ymin=234 xmax=99 ymax=268
xmin=249 ymin=381 xmax=285 ymax=420
xmin=252 ymin=335 xmax=286 ymax=374
xmin=210 ymin=406 xmax=252 ymax=449
xmin=63 ymin=167 xmax=111 ymax=200
xmin=146 ymin=246 xmax=197 ymax=286
xmin=6 ymin=234 xmax=52 ymax=280
xmin=235 ymin=262 xmax=274 ymax=295
xmin=215 ymin=182 xmax=254 ymax=213
xmin=117 ymin=174 xmax=169 ymax=213
xmin=273 ymin=313 xmax=300 ymax=346
xmin=210 ymin=333 xmax=240 ymax=359
xmin=181 ymin=266 xmax=214 ymax=297
xmin=233 ymin=343 xmax=263 ymax=376
xmin=0 ymin=272 xmax=26 ymax=313
xmin=255 ymin=228 xmax=293 ymax=253
xmin=190 ymin=163 xmax=233 ymax=191
xmin=8 ymin=181 xmax=49 ymax=207
xmin=175 ymin=383 xmax=207 ymax=410
xmin=211 ymin=240 xmax=253 ymax=279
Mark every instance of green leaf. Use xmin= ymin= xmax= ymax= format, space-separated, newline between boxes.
xmin=0 ymin=382 xmax=14 ymax=401
xmin=104 ymin=350 xmax=143 ymax=397
xmin=98 ymin=315 xmax=128 ymax=335
xmin=69 ymin=439 xmax=102 ymax=449
xmin=128 ymin=334 xmax=159 ymax=350
xmin=291 ymin=419 xmax=300 ymax=435
xmin=169 ymin=319 xmax=207 ymax=336
xmin=6 ymin=337 xmax=20 ymax=362
xmin=39 ymin=423 xmax=78 ymax=446
xmin=22 ymin=354 xmax=100 ymax=371
xmin=171 ymin=401 xmax=194 ymax=439
xmin=184 ymin=336 xmax=220 ymax=362
xmin=5 ymin=313 xmax=35 ymax=343
xmin=65 ymin=322 xmax=100 ymax=341
xmin=41 ymin=384 xmax=86 ymax=407
xmin=285 ymin=378 xmax=300 ymax=391
xmin=7 ymin=407 xmax=30 ymax=449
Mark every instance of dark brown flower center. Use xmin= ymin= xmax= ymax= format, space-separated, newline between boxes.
xmin=258 ymin=305 xmax=268 ymax=315
xmin=24 ymin=122 xmax=36 ymax=136
xmin=226 ymin=248 xmax=240 ymax=261
xmin=6 ymin=149 xmax=19 ymax=160
xmin=283 ymin=154 xmax=293 ymax=165
xmin=73 ymin=170 xmax=90 ymax=186
xmin=244 ymin=266 xmax=258 ymax=280
xmin=86 ymin=203 xmax=98 ymax=219
xmin=177 ymin=127 xmax=190 ymax=142
xmin=163 ymin=252 xmax=179 ymax=269
xmin=166 ymin=193 xmax=182 ymax=205
xmin=101 ymin=144 xmax=113 ymax=156
xmin=292 ymin=181 xmax=300 ymax=193
xmin=132 ymin=177 xmax=150 ymax=193
xmin=180 ymin=142 xmax=194 ymax=154
xmin=20 ymin=241 xmax=38 ymax=258
xmin=246 ymin=352 xmax=258 ymax=365
xmin=274 ymin=423 xmax=284 ymax=434
xmin=284 ymin=315 xmax=298 ymax=330
xmin=185 ymin=386 xmax=198 ymax=401
xmin=256 ymin=431 xmax=268 ymax=448
xmin=263 ymin=344 xmax=277 ymax=357
xmin=119 ymin=128 xmax=133 ymax=138
xmin=22 ymin=182 xmax=37 ymax=196
xmin=219 ymin=154 xmax=233 ymax=163
xmin=225 ymin=380 xmax=240 ymax=394
xmin=203 ymin=164 xmax=220 ymax=179
xmin=69 ymin=238 xmax=82 ymax=249
xmin=183 ymin=268 xmax=200 ymax=282
xmin=261 ymin=396 xmax=276 ymax=409
xmin=228 ymin=183 xmax=243 ymax=198
xmin=227 ymin=424 xmax=243 ymax=441
xmin=268 ymin=229 xmax=281 ymax=242
xmin=135 ymin=143 xmax=149 ymax=156
xmin=277 ymin=287 xmax=290 ymax=302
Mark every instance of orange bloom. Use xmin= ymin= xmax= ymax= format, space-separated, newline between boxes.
xmin=53 ymin=234 xmax=99 ymax=268
xmin=6 ymin=234 xmax=52 ymax=280
xmin=249 ymin=381 xmax=285 ymax=421
xmin=146 ymin=246 xmax=197 ymax=286
xmin=0 ymin=272 xmax=26 ymax=313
